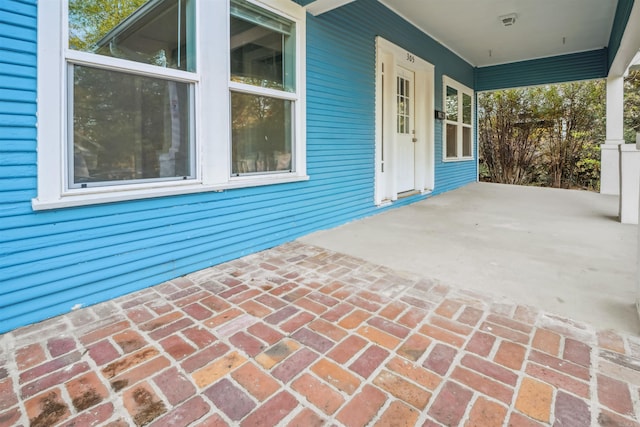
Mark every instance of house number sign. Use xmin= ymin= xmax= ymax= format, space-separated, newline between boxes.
xmin=406 ymin=53 xmax=415 ymax=63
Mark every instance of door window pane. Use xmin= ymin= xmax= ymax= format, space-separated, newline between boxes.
xmin=463 ymin=127 xmax=472 ymax=157
xmin=446 ymin=124 xmax=457 ymax=158
xmin=397 ymin=76 xmax=410 ymax=134
xmin=446 ymin=86 xmax=458 ymax=121
xmin=231 ymin=0 xmax=295 ymax=91
xmin=70 ymin=65 xmax=193 ymax=187
xmin=463 ymin=93 xmax=472 ymax=125
xmin=69 ymin=0 xmax=195 ymax=72
xmin=231 ymin=92 xmax=292 ymax=174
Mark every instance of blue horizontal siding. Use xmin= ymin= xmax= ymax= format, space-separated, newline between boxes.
xmin=0 ymin=75 xmax=36 ymax=92
xmin=0 ymin=139 xmax=36 ymax=152
xmin=0 ymin=35 xmax=36 ymax=55
xmin=0 ymin=9 xmax=37 ymax=28
xmin=0 ymin=113 xmax=36 ymax=127
xmin=0 ymin=164 xmax=36 ymax=178
xmin=0 ymin=50 xmax=36 ymax=68
xmin=0 ymin=88 xmax=36 ymax=104
xmin=0 ymin=151 xmax=35 ymax=166
xmin=475 ymin=49 xmax=608 ymax=91
xmin=0 ymin=0 xmax=36 ymax=17
xmin=0 ymin=0 xmax=477 ymax=333
xmin=0 ymin=190 xmax=34 ymax=204
xmin=0 ymin=127 xmax=35 ymax=140
xmin=0 ymin=101 xmax=36 ymax=115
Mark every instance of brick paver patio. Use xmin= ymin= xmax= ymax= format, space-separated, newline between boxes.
xmin=1 ymin=242 xmax=639 ymax=426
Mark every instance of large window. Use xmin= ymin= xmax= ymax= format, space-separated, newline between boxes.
xmin=443 ymin=76 xmax=474 ymax=161
xmin=35 ymin=0 xmax=306 ymax=209
xmin=69 ymin=0 xmax=196 ymax=188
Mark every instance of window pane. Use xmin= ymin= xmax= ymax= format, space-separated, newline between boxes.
xmin=231 ymin=0 xmax=295 ymax=91
xmin=446 ymin=86 xmax=458 ymax=121
xmin=446 ymin=123 xmax=457 ymax=158
xmin=71 ymin=65 xmax=193 ymax=187
xmin=463 ymin=127 xmax=472 ymax=157
xmin=68 ymin=0 xmax=195 ymax=71
xmin=397 ymin=76 xmax=410 ymax=135
xmin=232 ymin=92 xmax=292 ymax=174
xmin=463 ymin=93 xmax=472 ymax=125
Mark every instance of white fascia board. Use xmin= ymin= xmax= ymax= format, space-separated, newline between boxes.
xmin=305 ymin=0 xmax=355 ymax=16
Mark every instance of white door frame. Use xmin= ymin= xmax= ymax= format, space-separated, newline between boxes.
xmin=395 ymin=65 xmax=416 ymax=193
xmin=375 ymin=37 xmax=435 ymax=205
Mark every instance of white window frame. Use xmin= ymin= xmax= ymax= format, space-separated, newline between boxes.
xmin=34 ymin=0 xmax=306 ymax=210
xmin=442 ymin=75 xmax=474 ymax=162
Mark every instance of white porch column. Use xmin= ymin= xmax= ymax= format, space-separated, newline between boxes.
xmin=619 ymin=144 xmax=640 ymax=224
xmin=637 ymin=132 xmax=640 ymax=318
xmin=600 ymin=76 xmax=625 ymax=195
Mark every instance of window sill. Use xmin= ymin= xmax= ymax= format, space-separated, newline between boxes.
xmin=31 ymin=174 xmax=310 ymax=211
xmin=442 ymin=157 xmax=475 ymax=163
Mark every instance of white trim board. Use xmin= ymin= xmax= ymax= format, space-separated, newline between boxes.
xmin=375 ymin=37 xmax=435 ymax=205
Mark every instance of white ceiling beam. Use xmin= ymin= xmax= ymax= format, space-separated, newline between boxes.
xmin=305 ymin=0 xmax=356 ymax=16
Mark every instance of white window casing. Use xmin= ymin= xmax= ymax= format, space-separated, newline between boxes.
xmin=34 ymin=0 xmax=307 ymax=210
xmin=442 ymin=75 xmax=474 ymax=162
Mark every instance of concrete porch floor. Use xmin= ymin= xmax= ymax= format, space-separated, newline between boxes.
xmin=1 ymin=241 xmax=640 ymax=426
xmin=301 ymin=182 xmax=640 ymax=335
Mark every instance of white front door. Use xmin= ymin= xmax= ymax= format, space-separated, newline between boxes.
xmin=375 ymin=37 xmax=435 ymax=205
xmin=396 ymin=66 xmax=415 ymax=193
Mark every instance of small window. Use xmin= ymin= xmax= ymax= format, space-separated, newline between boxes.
xmin=397 ymin=76 xmax=410 ymax=134
xmin=231 ymin=93 xmax=292 ymax=174
xmin=446 ymin=123 xmax=457 ymax=157
xmin=462 ymin=127 xmax=472 ymax=157
xmin=446 ymin=86 xmax=458 ymax=122
xmin=230 ymin=0 xmax=295 ymax=91
xmin=462 ymin=93 xmax=472 ymax=125
xmin=230 ymin=0 xmax=298 ymax=177
xmin=443 ymin=76 xmax=474 ymax=161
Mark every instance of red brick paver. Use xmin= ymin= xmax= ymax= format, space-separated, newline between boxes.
xmin=1 ymin=242 xmax=639 ymax=426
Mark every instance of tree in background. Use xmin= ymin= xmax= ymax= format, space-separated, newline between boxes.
xmin=478 ymin=89 xmax=540 ymax=185
xmin=478 ymin=89 xmax=545 ymax=185
xmin=68 ymin=0 xmax=147 ymax=51
xmin=479 ymin=79 xmax=605 ymax=191
xmin=538 ymin=81 xmax=605 ymax=189
xmin=625 ymin=70 xmax=640 ymax=143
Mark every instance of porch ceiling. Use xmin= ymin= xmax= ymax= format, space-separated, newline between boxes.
xmin=379 ymin=0 xmax=618 ymax=68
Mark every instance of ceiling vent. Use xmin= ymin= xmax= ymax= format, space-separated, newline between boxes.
xmin=499 ymin=13 xmax=517 ymax=27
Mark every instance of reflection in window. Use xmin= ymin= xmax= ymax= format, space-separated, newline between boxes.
xmin=463 ymin=93 xmax=472 ymax=125
xmin=230 ymin=0 xmax=296 ymax=177
xmin=70 ymin=65 xmax=193 ymax=187
xmin=231 ymin=92 xmax=292 ymax=175
xmin=463 ymin=127 xmax=472 ymax=157
xmin=397 ymin=76 xmax=410 ymax=134
xmin=230 ymin=0 xmax=295 ymax=91
xmin=446 ymin=123 xmax=457 ymax=158
xmin=446 ymin=86 xmax=458 ymax=121
xmin=68 ymin=0 xmax=195 ymax=72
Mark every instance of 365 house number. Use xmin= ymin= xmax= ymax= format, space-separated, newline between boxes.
xmin=406 ymin=53 xmax=415 ymax=63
